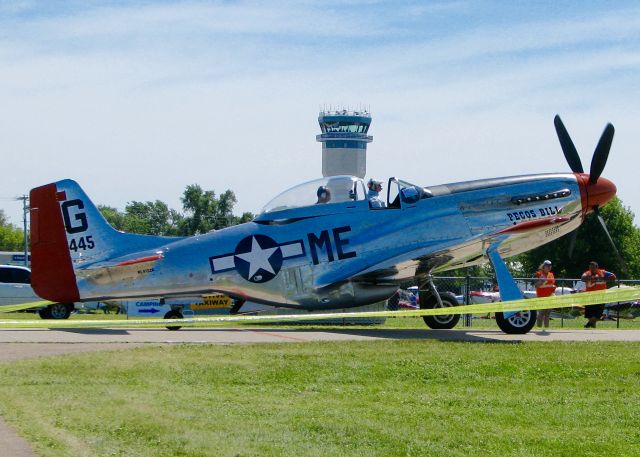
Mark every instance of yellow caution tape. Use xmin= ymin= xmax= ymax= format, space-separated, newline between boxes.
xmin=0 ymin=287 xmax=638 ymax=329
xmin=0 ymin=300 xmax=53 ymax=313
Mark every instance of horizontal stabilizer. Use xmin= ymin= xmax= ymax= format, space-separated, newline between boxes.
xmin=76 ymin=254 xmax=164 ymax=285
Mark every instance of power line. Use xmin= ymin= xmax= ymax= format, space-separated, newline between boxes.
xmin=15 ymin=195 xmax=29 ymax=267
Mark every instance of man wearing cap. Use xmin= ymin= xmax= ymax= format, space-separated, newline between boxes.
xmin=535 ymin=260 xmax=556 ymax=329
xmin=367 ymin=178 xmax=385 ymax=208
xmin=316 ymin=186 xmax=331 ymax=204
xmin=581 ymin=261 xmax=616 ymax=328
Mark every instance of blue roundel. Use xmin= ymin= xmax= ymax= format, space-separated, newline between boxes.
xmin=233 ymin=235 xmax=283 ymax=283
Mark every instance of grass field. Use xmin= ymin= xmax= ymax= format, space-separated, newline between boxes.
xmin=1 ymin=339 xmax=639 ymax=456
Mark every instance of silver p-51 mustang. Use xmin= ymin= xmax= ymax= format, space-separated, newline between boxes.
xmin=27 ymin=116 xmax=618 ymax=334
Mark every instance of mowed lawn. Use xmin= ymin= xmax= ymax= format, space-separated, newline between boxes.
xmin=1 ymin=340 xmax=639 ymax=457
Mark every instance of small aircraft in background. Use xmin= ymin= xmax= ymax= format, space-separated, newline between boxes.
xmin=25 ymin=115 xmax=619 ymax=334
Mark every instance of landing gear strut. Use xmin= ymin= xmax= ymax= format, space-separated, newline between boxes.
xmin=420 ymin=275 xmax=460 ymax=330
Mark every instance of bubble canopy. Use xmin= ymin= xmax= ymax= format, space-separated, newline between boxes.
xmin=261 ymin=176 xmax=366 ymax=214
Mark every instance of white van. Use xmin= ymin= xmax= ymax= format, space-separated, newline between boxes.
xmin=0 ymin=265 xmax=75 ymax=319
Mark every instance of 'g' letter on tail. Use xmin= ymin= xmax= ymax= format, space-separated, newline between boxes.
xmin=30 ymin=182 xmax=80 ymax=303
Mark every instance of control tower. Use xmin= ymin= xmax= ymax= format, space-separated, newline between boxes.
xmin=316 ymin=109 xmax=372 ymax=178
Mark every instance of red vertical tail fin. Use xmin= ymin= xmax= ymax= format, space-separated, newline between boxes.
xmin=30 ymin=183 xmax=80 ymax=303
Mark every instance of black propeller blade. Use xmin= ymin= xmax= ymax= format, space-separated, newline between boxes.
xmin=594 ymin=207 xmax=627 ymax=270
xmin=589 ymin=123 xmax=614 ymax=184
xmin=554 ymin=115 xmax=623 ymax=269
xmin=554 ymin=115 xmax=583 ymax=173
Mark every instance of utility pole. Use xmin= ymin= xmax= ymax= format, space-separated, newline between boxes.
xmin=16 ymin=195 xmax=29 ymax=266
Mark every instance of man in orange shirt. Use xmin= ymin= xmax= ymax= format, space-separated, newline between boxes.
xmin=581 ymin=261 xmax=617 ymax=328
xmin=535 ymin=260 xmax=556 ymax=329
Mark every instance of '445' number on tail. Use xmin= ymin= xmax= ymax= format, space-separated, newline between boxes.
xmin=69 ymin=236 xmax=95 ymax=252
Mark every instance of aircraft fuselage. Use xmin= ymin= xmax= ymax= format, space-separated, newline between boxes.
xmin=55 ymin=172 xmax=608 ymax=310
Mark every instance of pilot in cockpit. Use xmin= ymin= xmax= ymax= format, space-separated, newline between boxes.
xmin=316 ymin=186 xmax=331 ymax=204
xmin=367 ymin=178 xmax=385 ymax=208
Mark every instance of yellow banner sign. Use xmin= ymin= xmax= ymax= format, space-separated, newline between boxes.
xmin=191 ymin=294 xmax=232 ymax=310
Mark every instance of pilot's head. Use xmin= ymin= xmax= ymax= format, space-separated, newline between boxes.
xmin=316 ymin=186 xmax=331 ymax=204
xmin=367 ymin=178 xmax=382 ymax=192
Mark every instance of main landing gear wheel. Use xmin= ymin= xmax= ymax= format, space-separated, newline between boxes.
xmin=164 ymin=310 xmax=184 ymax=330
xmin=38 ymin=303 xmax=73 ymax=320
xmin=420 ymin=291 xmax=461 ymax=330
xmin=495 ymin=310 xmax=537 ymax=334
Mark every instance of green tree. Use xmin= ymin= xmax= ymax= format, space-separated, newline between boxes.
xmin=123 ymin=201 xmax=183 ymax=236
xmin=518 ymin=197 xmax=640 ymax=279
xmin=99 ymin=202 xmax=182 ymax=236
xmin=97 ymin=186 xmax=252 ymax=237
xmin=180 ymin=185 xmax=251 ymax=235
xmin=98 ymin=205 xmax=126 ymax=231
xmin=236 ymin=212 xmax=255 ymax=225
xmin=0 ymin=209 xmax=24 ymax=251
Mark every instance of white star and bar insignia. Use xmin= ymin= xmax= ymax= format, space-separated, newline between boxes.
xmin=209 ymin=235 xmax=305 ymax=283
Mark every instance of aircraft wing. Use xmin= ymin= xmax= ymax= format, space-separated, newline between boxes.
xmin=319 ymin=215 xmax=572 ymax=287
xmin=314 ymin=239 xmax=461 ymax=287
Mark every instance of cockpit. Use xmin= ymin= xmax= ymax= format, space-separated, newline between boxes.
xmin=260 ymin=175 xmax=433 ymax=215
xmin=261 ymin=176 xmax=366 ymax=213
xmin=386 ymin=178 xmax=434 ymax=208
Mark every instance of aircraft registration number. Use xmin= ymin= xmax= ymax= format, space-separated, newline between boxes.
xmin=69 ymin=235 xmax=95 ymax=252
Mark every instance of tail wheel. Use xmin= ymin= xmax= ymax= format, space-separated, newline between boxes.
xmin=420 ymin=291 xmax=460 ymax=330
xmin=495 ymin=310 xmax=537 ymax=334
xmin=164 ymin=310 xmax=183 ymax=331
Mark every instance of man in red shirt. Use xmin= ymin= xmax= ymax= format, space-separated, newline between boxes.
xmin=581 ymin=261 xmax=616 ymax=328
xmin=535 ymin=260 xmax=556 ymax=329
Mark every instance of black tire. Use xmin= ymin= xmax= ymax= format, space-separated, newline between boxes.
xmin=495 ymin=310 xmax=537 ymax=334
xmin=420 ymin=291 xmax=461 ymax=329
xmin=39 ymin=303 xmax=73 ymax=320
xmin=164 ymin=310 xmax=183 ymax=330
xmin=50 ymin=303 xmax=73 ymax=319
xmin=38 ymin=307 xmax=52 ymax=319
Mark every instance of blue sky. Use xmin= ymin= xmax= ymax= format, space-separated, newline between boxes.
xmin=1 ymin=0 xmax=639 ymax=225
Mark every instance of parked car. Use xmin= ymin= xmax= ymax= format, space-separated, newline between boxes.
xmin=455 ymin=287 xmax=576 ymax=305
xmin=0 ymin=264 xmax=75 ymax=319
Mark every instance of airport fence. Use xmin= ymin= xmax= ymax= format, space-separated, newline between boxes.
xmin=420 ymin=276 xmax=640 ymax=328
